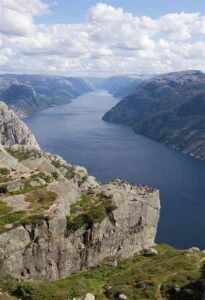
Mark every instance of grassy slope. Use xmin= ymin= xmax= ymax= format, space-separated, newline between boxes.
xmin=1 ymin=244 xmax=204 ymax=300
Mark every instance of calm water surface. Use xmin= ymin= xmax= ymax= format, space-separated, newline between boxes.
xmin=25 ymin=90 xmax=205 ymax=249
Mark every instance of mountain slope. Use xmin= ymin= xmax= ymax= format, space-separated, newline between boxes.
xmin=0 ymin=101 xmax=40 ymax=149
xmin=101 ymin=75 xmax=151 ymax=98
xmin=103 ymin=70 xmax=205 ymax=160
xmin=0 ymin=75 xmax=94 ymax=117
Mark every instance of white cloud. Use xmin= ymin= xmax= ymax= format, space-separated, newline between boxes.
xmin=0 ymin=0 xmax=49 ymax=35
xmin=0 ymin=1 xmax=204 ymax=75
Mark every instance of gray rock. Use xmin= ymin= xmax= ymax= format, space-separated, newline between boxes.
xmin=189 ymin=247 xmax=200 ymax=252
xmin=143 ymin=248 xmax=158 ymax=256
xmin=0 ymin=101 xmax=40 ymax=149
xmin=183 ymin=288 xmax=193 ymax=295
xmin=108 ymin=259 xmax=118 ymax=267
xmin=84 ymin=293 xmax=95 ymax=300
xmin=118 ymin=294 xmax=128 ymax=300
xmin=0 ymin=180 xmax=160 ymax=281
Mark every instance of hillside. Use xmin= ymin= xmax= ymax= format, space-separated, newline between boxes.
xmin=1 ymin=244 xmax=205 ymax=300
xmin=103 ymin=70 xmax=205 ymax=160
xmin=0 ymin=75 xmax=94 ymax=117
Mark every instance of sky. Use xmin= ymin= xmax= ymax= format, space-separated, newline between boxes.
xmin=0 ymin=0 xmax=205 ymax=76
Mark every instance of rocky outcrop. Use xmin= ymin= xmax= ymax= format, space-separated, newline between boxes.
xmin=0 ymin=146 xmax=160 ymax=281
xmin=0 ymin=105 xmax=160 ymax=282
xmin=0 ymin=101 xmax=40 ymax=149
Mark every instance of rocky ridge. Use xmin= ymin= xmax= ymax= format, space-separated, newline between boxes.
xmin=0 ymin=102 xmax=160 ymax=281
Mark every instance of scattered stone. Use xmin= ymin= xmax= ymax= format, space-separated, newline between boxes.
xmin=189 ymin=247 xmax=200 ymax=252
xmin=143 ymin=248 xmax=158 ymax=256
xmin=108 ymin=259 xmax=118 ymax=267
xmin=4 ymin=224 xmax=13 ymax=229
xmin=118 ymin=294 xmax=127 ymax=300
xmin=84 ymin=293 xmax=95 ymax=300
xmin=173 ymin=286 xmax=181 ymax=294
xmin=183 ymin=288 xmax=193 ymax=295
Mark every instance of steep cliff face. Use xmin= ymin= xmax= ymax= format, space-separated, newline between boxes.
xmin=0 ymin=101 xmax=40 ymax=149
xmin=0 ymin=177 xmax=159 ymax=281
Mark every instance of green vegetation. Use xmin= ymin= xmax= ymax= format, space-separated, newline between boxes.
xmin=5 ymin=147 xmax=41 ymax=162
xmin=0 ymin=171 xmax=55 ymax=196
xmin=9 ymin=179 xmax=47 ymax=196
xmin=51 ymin=171 xmax=58 ymax=179
xmin=31 ymin=172 xmax=53 ymax=184
xmin=67 ymin=191 xmax=117 ymax=231
xmin=20 ymin=214 xmax=49 ymax=226
xmin=0 ymin=168 xmax=10 ymax=176
xmin=51 ymin=159 xmax=75 ymax=180
xmin=0 ymin=188 xmax=56 ymax=233
xmin=78 ymin=175 xmax=88 ymax=186
xmin=25 ymin=190 xmax=57 ymax=213
xmin=0 ymin=200 xmax=26 ymax=233
xmin=0 ymin=168 xmax=11 ymax=184
xmin=51 ymin=159 xmax=61 ymax=168
xmin=0 ymin=244 xmax=204 ymax=300
xmin=64 ymin=165 xmax=75 ymax=180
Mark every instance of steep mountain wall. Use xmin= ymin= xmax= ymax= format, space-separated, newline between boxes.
xmin=103 ymin=70 xmax=205 ymax=160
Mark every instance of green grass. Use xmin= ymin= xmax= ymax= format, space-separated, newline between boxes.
xmin=0 ymin=168 xmax=11 ymax=184
xmin=5 ymin=147 xmax=41 ymax=162
xmin=25 ymin=190 xmax=57 ymax=213
xmin=0 ymin=168 xmax=10 ymax=176
xmin=31 ymin=172 xmax=53 ymax=184
xmin=51 ymin=159 xmax=61 ymax=168
xmin=0 ymin=200 xmax=26 ymax=233
xmin=78 ymin=175 xmax=88 ymax=186
xmin=67 ymin=191 xmax=117 ymax=231
xmin=9 ymin=182 xmax=46 ymax=196
xmin=20 ymin=214 xmax=49 ymax=226
xmin=0 ymin=188 xmax=56 ymax=233
xmin=0 ymin=244 xmax=204 ymax=300
xmin=51 ymin=159 xmax=75 ymax=180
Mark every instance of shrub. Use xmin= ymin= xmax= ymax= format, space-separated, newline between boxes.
xmin=67 ymin=191 xmax=116 ymax=231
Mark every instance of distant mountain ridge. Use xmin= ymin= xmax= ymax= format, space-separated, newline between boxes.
xmin=0 ymin=74 xmax=94 ymax=117
xmin=90 ymin=74 xmax=151 ymax=98
xmin=103 ymin=70 xmax=205 ymax=160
